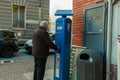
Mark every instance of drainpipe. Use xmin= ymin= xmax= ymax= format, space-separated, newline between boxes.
xmin=106 ymin=0 xmax=112 ymax=80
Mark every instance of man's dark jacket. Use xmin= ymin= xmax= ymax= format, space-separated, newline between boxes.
xmin=32 ymin=27 xmax=58 ymax=59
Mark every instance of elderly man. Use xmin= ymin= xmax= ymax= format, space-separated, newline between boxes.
xmin=32 ymin=20 xmax=58 ymax=80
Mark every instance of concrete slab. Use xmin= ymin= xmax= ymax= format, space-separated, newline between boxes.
xmin=0 ymin=78 xmax=3 ymax=80
xmin=23 ymin=69 xmax=54 ymax=80
xmin=23 ymin=72 xmax=33 ymax=80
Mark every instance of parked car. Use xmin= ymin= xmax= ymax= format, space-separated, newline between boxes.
xmin=0 ymin=29 xmax=19 ymax=58
xmin=24 ymin=33 xmax=55 ymax=54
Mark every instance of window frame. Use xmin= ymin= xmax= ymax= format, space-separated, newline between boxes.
xmin=12 ymin=5 xmax=26 ymax=30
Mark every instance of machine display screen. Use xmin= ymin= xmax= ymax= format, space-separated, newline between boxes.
xmin=57 ymin=26 xmax=62 ymax=30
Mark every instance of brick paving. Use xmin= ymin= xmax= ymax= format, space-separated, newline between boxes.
xmin=0 ymin=54 xmax=54 ymax=80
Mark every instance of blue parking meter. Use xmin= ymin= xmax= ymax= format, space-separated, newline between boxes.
xmin=54 ymin=10 xmax=73 ymax=80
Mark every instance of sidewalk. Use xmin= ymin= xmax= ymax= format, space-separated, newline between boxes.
xmin=23 ymin=69 xmax=54 ymax=80
xmin=0 ymin=55 xmax=54 ymax=80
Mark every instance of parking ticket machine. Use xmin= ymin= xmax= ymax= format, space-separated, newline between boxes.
xmin=54 ymin=10 xmax=73 ymax=80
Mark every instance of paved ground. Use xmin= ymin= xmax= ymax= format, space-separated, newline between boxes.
xmin=0 ymin=49 xmax=54 ymax=80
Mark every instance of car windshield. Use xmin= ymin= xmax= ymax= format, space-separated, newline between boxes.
xmin=0 ymin=31 xmax=16 ymax=38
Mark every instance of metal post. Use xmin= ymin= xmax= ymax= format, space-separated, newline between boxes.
xmin=106 ymin=0 xmax=112 ymax=80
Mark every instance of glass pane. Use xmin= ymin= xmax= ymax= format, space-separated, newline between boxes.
xmin=0 ymin=32 xmax=3 ymax=38
xmin=13 ymin=6 xmax=18 ymax=28
xmin=2 ymin=32 xmax=8 ymax=37
xmin=19 ymin=6 xmax=25 ymax=28
xmin=8 ymin=32 xmax=16 ymax=38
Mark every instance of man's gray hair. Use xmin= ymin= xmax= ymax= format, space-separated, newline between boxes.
xmin=39 ymin=20 xmax=48 ymax=27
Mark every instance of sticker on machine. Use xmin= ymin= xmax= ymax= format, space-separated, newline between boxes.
xmin=56 ymin=54 xmax=60 ymax=78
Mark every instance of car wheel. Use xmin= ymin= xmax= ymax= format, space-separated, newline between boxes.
xmin=1 ymin=47 xmax=14 ymax=58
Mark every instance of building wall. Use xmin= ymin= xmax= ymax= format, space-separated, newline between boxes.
xmin=73 ymin=0 xmax=103 ymax=46
xmin=73 ymin=0 xmax=118 ymax=80
xmin=112 ymin=1 xmax=120 ymax=80
xmin=24 ymin=0 xmax=41 ymax=39
xmin=0 ymin=0 xmax=12 ymax=29
xmin=0 ymin=0 xmax=49 ymax=44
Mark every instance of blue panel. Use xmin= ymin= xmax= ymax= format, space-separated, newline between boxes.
xmin=54 ymin=17 xmax=72 ymax=80
xmin=55 ymin=10 xmax=73 ymax=17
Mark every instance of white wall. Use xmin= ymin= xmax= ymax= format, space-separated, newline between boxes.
xmin=112 ymin=1 xmax=120 ymax=79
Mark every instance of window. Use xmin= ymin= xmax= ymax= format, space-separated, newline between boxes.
xmin=13 ymin=5 xmax=25 ymax=29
